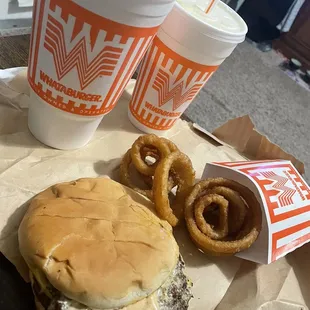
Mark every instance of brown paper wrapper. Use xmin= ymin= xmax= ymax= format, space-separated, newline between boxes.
xmin=216 ymin=243 xmax=310 ymax=310
xmin=0 ymin=72 xmax=308 ymax=309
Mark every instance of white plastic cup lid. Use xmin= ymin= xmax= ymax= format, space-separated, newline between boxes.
xmin=174 ymin=1 xmax=248 ymax=44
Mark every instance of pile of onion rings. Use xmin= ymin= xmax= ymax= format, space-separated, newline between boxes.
xmin=120 ymin=134 xmax=195 ymax=226
xmin=120 ymin=135 xmax=262 ymax=254
xmin=184 ymin=178 xmax=262 ymax=256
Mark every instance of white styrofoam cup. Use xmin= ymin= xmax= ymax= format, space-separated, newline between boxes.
xmin=28 ymin=0 xmax=176 ymax=149
xmin=129 ymin=1 xmax=247 ymax=134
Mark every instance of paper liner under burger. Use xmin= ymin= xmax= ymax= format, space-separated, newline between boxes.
xmin=0 ymin=72 xmax=309 ymax=309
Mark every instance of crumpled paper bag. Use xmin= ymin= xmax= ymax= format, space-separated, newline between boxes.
xmin=217 ymin=243 xmax=310 ymax=310
xmin=212 ymin=115 xmax=305 ymax=175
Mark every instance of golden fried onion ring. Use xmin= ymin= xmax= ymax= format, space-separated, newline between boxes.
xmin=153 ymin=152 xmax=195 ymax=227
xmin=120 ymin=136 xmax=179 ymax=199
xmin=140 ymin=170 xmax=178 ymax=195
xmin=139 ymin=137 xmax=179 ymax=191
xmin=119 ymin=149 xmax=153 ymax=200
xmin=185 ymin=178 xmax=262 ymax=255
xmin=131 ymin=135 xmax=177 ymax=176
xmin=206 ymin=186 xmax=247 ymax=234
xmin=194 ymin=194 xmax=229 ymax=240
xmin=161 ymin=138 xmax=179 ymax=152
xmin=140 ymin=147 xmax=160 ymax=168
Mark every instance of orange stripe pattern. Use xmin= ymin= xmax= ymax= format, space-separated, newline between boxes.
xmin=129 ymin=36 xmax=218 ymax=131
xmin=213 ymin=160 xmax=310 ymax=262
xmin=28 ymin=0 xmax=157 ymax=116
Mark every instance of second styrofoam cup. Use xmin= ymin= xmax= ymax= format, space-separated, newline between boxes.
xmin=129 ymin=1 xmax=248 ymax=134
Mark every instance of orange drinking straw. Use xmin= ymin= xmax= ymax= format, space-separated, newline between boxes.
xmin=205 ymin=0 xmax=216 ymax=13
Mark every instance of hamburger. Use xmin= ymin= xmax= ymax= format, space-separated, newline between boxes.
xmin=18 ymin=178 xmax=192 ymax=310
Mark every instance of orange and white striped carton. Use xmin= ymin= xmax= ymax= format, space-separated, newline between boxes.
xmin=203 ymin=160 xmax=310 ymax=264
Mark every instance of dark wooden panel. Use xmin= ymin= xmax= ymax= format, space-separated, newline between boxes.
xmin=274 ymin=0 xmax=310 ymax=70
xmin=294 ymin=17 xmax=310 ymax=48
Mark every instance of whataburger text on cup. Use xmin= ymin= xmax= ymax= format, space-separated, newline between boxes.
xmin=27 ymin=0 xmax=175 ymax=149
xmin=129 ymin=1 xmax=248 ymax=134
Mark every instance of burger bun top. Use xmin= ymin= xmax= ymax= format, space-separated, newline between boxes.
xmin=19 ymin=178 xmax=179 ymax=309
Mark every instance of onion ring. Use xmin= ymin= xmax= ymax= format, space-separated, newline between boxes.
xmin=139 ymin=138 xmax=179 ymax=191
xmin=206 ymin=186 xmax=247 ymax=234
xmin=185 ymin=178 xmax=262 ymax=255
xmin=119 ymin=149 xmax=153 ymax=199
xmin=121 ymin=136 xmax=179 ymax=200
xmin=139 ymin=172 xmax=154 ymax=188
xmin=153 ymin=152 xmax=195 ymax=227
xmin=161 ymin=138 xmax=179 ymax=152
xmin=194 ymin=194 xmax=229 ymax=240
xmin=140 ymin=147 xmax=160 ymax=168
xmin=141 ymin=170 xmax=178 ymax=194
xmin=140 ymin=137 xmax=178 ymax=165
xmin=139 ymin=145 xmax=178 ymax=192
xmin=131 ymin=135 xmax=176 ymax=176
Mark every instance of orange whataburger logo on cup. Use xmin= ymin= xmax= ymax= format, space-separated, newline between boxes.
xmin=44 ymin=14 xmax=123 ymax=90
xmin=213 ymin=160 xmax=310 ymax=262
xmin=129 ymin=37 xmax=218 ymax=130
xmin=28 ymin=0 xmax=158 ymax=116
xmin=153 ymin=69 xmax=204 ymax=111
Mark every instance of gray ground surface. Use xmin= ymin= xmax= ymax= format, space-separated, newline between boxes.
xmin=184 ymin=41 xmax=310 ymax=181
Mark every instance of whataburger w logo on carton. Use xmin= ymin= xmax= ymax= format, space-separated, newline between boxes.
xmin=203 ymin=160 xmax=310 ymax=264
xmin=28 ymin=0 xmax=158 ymax=116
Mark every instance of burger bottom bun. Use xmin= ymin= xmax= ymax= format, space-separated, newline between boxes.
xmin=33 ymin=286 xmax=159 ymax=310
